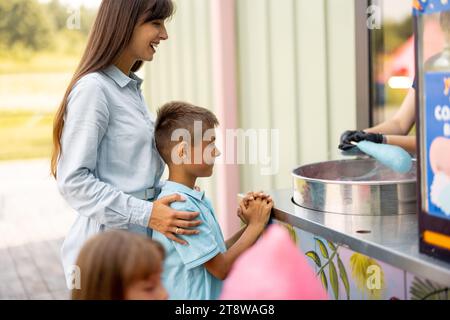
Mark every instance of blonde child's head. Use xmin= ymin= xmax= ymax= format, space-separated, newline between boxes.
xmin=72 ymin=230 xmax=167 ymax=300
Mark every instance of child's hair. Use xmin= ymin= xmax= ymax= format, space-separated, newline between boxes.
xmin=72 ymin=230 xmax=165 ymax=300
xmin=155 ymin=101 xmax=219 ymax=164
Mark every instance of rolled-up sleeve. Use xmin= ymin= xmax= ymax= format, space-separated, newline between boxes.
xmin=56 ymin=75 xmax=152 ymax=229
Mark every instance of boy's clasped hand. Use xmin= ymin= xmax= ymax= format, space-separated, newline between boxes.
xmin=238 ymin=191 xmax=274 ymax=228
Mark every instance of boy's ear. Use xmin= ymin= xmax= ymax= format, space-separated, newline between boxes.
xmin=170 ymin=141 xmax=190 ymax=165
xmin=177 ymin=141 xmax=189 ymax=161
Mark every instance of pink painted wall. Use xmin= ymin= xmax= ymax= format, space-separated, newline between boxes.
xmin=211 ymin=0 xmax=240 ymax=238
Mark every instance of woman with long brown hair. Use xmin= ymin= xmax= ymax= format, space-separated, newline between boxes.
xmin=52 ymin=0 xmax=201 ymax=282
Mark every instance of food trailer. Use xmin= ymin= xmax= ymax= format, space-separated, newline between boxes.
xmin=257 ymin=0 xmax=450 ymax=300
xmin=415 ymin=0 xmax=450 ymax=263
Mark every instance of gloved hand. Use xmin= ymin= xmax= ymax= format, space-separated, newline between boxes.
xmin=339 ymin=130 xmax=385 ymax=151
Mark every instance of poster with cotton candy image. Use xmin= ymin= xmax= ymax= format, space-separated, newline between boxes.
xmin=424 ymin=72 xmax=450 ymax=220
xmin=429 ymin=137 xmax=450 ymax=217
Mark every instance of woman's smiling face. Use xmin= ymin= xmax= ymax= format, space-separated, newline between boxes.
xmin=128 ymin=19 xmax=169 ymax=62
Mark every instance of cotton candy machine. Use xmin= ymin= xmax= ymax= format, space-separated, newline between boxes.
xmin=292 ymin=158 xmax=417 ymax=216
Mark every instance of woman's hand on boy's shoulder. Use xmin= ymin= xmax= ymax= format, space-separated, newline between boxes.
xmin=150 ymin=194 xmax=202 ymax=245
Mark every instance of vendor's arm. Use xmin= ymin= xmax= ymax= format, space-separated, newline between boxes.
xmin=365 ymin=88 xmax=416 ymax=136
xmin=365 ymin=89 xmax=417 ymax=153
xmin=384 ymin=135 xmax=416 ymax=154
xmin=340 ymin=88 xmax=417 ymax=152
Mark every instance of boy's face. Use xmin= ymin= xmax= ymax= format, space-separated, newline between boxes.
xmin=183 ymin=128 xmax=221 ymax=178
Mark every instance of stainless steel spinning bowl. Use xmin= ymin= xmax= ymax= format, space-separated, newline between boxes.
xmin=292 ymin=159 xmax=417 ymax=215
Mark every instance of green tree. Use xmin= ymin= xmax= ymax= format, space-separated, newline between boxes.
xmin=0 ymin=0 xmax=53 ymax=51
xmin=45 ymin=0 xmax=97 ymax=36
xmin=46 ymin=0 xmax=69 ymax=31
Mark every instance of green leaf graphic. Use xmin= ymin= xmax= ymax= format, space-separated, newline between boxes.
xmin=320 ymin=270 xmax=328 ymax=291
xmin=410 ymin=277 xmax=450 ymax=300
xmin=337 ymin=255 xmax=350 ymax=300
xmin=329 ymin=261 xmax=339 ymax=300
xmin=306 ymin=251 xmax=322 ymax=268
xmin=315 ymin=238 xmax=329 ymax=259
xmin=327 ymin=241 xmax=337 ymax=252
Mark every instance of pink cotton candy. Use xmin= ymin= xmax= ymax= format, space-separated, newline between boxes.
xmin=220 ymin=224 xmax=328 ymax=300
xmin=430 ymin=137 xmax=450 ymax=176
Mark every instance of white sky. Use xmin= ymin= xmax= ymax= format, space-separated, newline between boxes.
xmin=38 ymin=0 xmax=101 ymax=9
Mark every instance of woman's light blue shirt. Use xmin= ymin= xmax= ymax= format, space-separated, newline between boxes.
xmin=57 ymin=65 xmax=165 ymax=281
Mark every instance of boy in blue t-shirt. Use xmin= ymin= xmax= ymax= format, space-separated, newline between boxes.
xmin=153 ymin=101 xmax=273 ymax=300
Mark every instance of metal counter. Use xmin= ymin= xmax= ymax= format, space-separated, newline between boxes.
xmin=266 ymin=189 xmax=450 ymax=286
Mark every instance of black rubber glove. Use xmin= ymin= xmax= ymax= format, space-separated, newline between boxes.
xmin=339 ymin=130 xmax=384 ymax=151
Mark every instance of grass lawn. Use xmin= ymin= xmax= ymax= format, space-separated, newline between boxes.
xmin=0 ymin=52 xmax=79 ymax=75
xmin=0 ymin=110 xmax=53 ymax=161
xmin=0 ymin=49 xmax=83 ymax=161
xmin=0 ymin=53 xmax=78 ymax=161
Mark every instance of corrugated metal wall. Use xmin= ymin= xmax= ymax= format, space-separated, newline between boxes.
xmin=236 ymin=0 xmax=357 ymax=192
xmin=144 ymin=0 xmax=357 ymax=202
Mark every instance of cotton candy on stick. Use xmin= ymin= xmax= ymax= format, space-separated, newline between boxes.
xmin=220 ymin=225 xmax=328 ymax=300
xmin=351 ymin=141 xmax=413 ymax=174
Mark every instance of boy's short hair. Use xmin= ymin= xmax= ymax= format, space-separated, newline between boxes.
xmin=155 ymin=101 xmax=219 ymax=164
